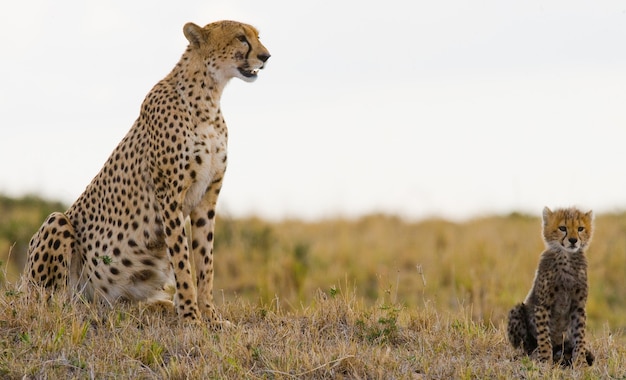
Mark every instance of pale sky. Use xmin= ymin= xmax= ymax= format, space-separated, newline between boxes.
xmin=1 ymin=1 xmax=626 ymax=221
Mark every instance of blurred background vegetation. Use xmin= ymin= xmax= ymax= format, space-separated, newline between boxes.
xmin=1 ymin=194 xmax=625 ymax=332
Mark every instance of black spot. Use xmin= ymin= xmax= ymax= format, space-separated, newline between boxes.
xmin=141 ymin=259 xmax=155 ymax=266
xmin=196 ymin=218 xmax=207 ymax=227
xmin=110 ymin=267 xmax=120 ymax=275
xmin=122 ymin=259 xmax=133 ymax=267
xmin=178 ymin=261 xmax=185 ymax=270
xmin=207 ymin=210 xmax=215 ymax=219
xmin=131 ymin=269 xmax=154 ymax=283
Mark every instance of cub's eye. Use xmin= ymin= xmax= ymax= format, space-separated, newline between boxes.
xmin=578 ymin=226 xmax=585 ymax=232
xmin=558 ymin=226 xmax=566 ymax=232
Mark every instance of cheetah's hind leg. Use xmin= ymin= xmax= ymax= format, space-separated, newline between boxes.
xmin=507 ymin=303 xmax=537 ymax=355
xmin=23 ymin=212 xmax=76 ymax=290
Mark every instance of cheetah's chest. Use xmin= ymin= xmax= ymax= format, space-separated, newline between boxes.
xmin=549 ymin=262 xmax=584 ymax=331
xmin=554 ymin=257 xmax=585 ymax=295
xmin=182 ymin=122 xmax=227 ymax=216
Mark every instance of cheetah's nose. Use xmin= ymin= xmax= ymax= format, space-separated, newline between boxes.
xmin=568 ymin=238 xmax=578 ymax=245
xmin=258 ymin=53 xmax=270 ymax=63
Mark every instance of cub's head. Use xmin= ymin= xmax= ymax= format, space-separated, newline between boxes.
xmin=183 ymin=20 xmax=270 ymax=83
xmin=542 ymin=206 xmax=593 ymax=253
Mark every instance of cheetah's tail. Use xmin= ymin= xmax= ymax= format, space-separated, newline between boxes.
xmin=507 ymin=303 xmax=537 ymax=355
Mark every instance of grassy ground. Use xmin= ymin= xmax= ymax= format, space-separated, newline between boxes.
xmin=1 ymin=283 xmax=625 ymax=379
xmin=2 ymin=205 xmax=626 ymax=378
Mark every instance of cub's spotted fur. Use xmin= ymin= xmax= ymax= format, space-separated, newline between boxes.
xmin=507 ymin=207 xmax=594 ymax=366
xmin=23 ymin=21 xmax=270 ymax=327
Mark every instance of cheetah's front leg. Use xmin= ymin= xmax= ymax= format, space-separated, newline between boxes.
xmin=534 ymin=304 xmax=553 ymax=364
xmin=570 ymin=296 xmax=592 ymax=366
xmin=162 ymin=198 xmax=201 ymax=323
xmin=190 ymin=180 xmax=226 ymax=328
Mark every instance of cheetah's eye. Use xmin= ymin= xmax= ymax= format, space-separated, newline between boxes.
xmin=578 ymin=226 xmax=584 ymax=232
xmin=236 ymin=35 xmax=248 ymax=44
xmin=558 ymin=226 xmax=566 ymax=232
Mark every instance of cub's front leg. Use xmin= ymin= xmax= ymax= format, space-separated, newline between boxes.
xmin=533 ymin=304 xmax=553 ymax=364
xmin=570 ymin=292 xmax=593 ymax=366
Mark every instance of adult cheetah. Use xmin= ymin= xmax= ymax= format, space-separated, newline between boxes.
xmin=23 ymin=20 xmax=270 ymax=327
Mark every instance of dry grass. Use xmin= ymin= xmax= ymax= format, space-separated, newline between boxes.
xmin=212 ymin=213 xmax=626 ymax=330
xmin=2 ymin=211 xmax=626 ymax=378
xmin=2 ymin=282 xmax=625 ymax=379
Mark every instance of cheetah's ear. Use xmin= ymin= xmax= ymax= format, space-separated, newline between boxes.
xmin=542 ymin=206 xmax=552 ymax=225
xmin=586 ymin=210 xmax=594 ymax=221
xmin=183 ymin=22 xmax=206 ymax=48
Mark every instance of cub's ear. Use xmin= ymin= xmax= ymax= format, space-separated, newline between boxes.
xmin=586 ymin=210 xmax=594 ymax=221
xmin=542 ymin=206 xmax=552 ymax=224
xmin=183 ymin=22 xmax=205 ymax=48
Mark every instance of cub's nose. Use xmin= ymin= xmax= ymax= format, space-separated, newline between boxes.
xmin=568 ymin=238 xmax=578 ymax=245
xmin=258 ymin=53 xmax=271 ymax=62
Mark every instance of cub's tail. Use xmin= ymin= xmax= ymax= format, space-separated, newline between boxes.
xmin=507 ymin=303 xmax=537 ymax=355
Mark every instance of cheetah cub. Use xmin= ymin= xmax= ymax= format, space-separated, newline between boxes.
xmin=507 ymin=207 xmax=594 ymax=366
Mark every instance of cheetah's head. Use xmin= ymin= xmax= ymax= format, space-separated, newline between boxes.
xmin=183 ymin=20 xmax=270 ymax=83
xmin=542 ymin=207 xmax=594 ymax=253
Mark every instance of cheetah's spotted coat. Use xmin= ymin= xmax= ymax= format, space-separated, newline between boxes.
xmin=507 ymin=207 xmax=594 ymax=367
xmin=23 ymin=20 xmax=270 ymax=326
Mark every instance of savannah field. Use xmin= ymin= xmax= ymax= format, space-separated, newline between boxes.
xmin=1 ymin=195 xmax=625 ymax=378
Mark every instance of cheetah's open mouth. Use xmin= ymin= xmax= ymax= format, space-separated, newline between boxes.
xmin=237 ymin=67 xmax=262 ymax=78
xmin=238 ymin=67 xmax=260 ymax=78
